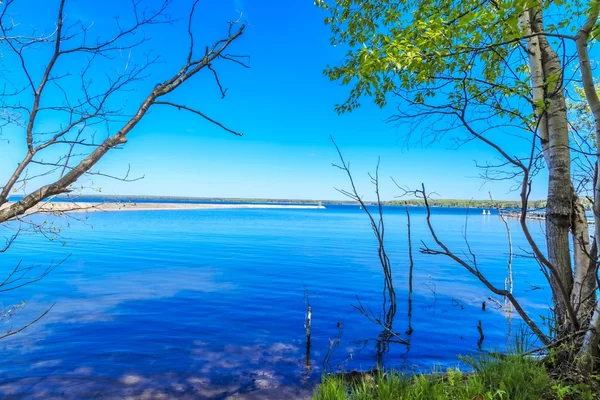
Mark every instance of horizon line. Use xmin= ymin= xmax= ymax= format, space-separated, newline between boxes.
xmin=15 ymin=194 xmax=546 ymax=204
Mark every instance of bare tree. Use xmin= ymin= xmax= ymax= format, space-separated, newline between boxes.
xmin=331 ymin=138 xmax=410 ymax=366
xmin=0 ymin=0 xmax=247 ymax=335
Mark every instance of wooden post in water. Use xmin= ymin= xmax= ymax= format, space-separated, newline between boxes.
xmin=477 ymin=320 xmax=485 ymax=350
xmin=306 ymin=306 xmax=312 ymax=340
xmin=304 ymin=288 xmax=312 ymax=371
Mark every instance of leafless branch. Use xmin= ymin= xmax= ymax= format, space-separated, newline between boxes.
xmin=415 ymin=183 xmax=550 ymax=345
xmin=154 ymin=101 xmax=242 ymax=136
xmin=0 ymin=305 xmax=54 ymax=340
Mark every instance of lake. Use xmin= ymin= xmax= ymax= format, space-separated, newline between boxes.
xmin=0 ymin=205 xmax=551 ymax=399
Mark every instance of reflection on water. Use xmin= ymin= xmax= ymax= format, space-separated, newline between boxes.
xmin=0 ymin=206 xmax=550 ymax=397
xmin=0 ymin=340 xmax=313 ymax=399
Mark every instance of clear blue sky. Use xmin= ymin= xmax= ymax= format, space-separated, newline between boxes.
xmin=1 ymin=0 xmax=550 ymax=201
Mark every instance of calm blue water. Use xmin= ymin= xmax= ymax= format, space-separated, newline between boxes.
xmin=0 ymin=205 xmax=551 ymax=399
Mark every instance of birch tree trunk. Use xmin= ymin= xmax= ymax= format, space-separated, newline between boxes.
xmin=524 ymin=8 xmax=576 ymax=334
xmin=571 ymin=191 xmax=595 ymax=324
xmin=575 ymin=1 xmax=600 ymax=369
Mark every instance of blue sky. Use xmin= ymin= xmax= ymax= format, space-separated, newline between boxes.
xmin=1 ymin=0 xmax=550 ymax=201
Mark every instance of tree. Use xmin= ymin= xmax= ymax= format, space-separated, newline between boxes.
xmin=0 ymin=0 xmax=246 ymax=335
xmin=319 ymin=0 xmax=600 ymax=371
xmin=568 ymin=85 xmax=598 ymax=202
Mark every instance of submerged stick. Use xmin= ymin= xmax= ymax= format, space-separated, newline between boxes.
xmin=489 ymin=192 xmax=513 ymax=315
xmin=477 ymin=320 xmax=485 ymax=350
xmin=405 ymin=202 xmax=414 ymax=336
xmin=306 ymin=305 xmax=312 ymax=344
xmin=304 ymin=287 xmax=312 ymax=371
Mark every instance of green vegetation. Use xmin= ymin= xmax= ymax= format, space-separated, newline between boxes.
xmin=313 ymin=355 xmax=598 ymax=400
xmin=391 ymin=199 xmax=548 ymax=210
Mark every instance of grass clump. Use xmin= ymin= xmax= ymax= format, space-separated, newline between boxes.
xmin=313 ymin=354 xmax=569 ymax=400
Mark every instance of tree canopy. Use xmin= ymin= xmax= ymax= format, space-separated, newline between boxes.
xmin=317 ymin=0 xmax=595 ymax=117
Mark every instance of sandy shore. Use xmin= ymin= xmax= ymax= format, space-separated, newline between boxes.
xmin=15 ymin=201 xmax=326 ymax=214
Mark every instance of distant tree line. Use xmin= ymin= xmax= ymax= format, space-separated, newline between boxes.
xmin=386 ymin=199 xmax=549 ymax=210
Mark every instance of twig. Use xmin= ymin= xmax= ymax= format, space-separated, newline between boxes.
xmin=0 ymin=305 xmax=54 ymax=340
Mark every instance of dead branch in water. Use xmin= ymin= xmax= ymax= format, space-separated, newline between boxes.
xmin=410 ymin=183 xmax=549 ymax=345
xmin=405 ymin=202 xmax=414 ymax=337
xmin=331 ymin=138 xmax=409 ymax=362
xmin=331 ymin=137 xmax=396 ymax=315
xmin=304 ymin=287 xmax=312 ymax=372
xmin=489 ymin=192 xmax=514 ymax=315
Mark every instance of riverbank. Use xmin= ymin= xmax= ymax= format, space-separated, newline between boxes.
xmin=313 ymin=354 xmax=599 ymax=399
xmin=6 ymin=202 xmax=326 ymax=214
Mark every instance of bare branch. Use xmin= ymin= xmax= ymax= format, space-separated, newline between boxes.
xmin=418 ymin=183 xmax=550 ymax=345
xmin=0 ymin=305 xmax=54 ymax=340
xmin=154 ymin=101 xmax=242 ymax=136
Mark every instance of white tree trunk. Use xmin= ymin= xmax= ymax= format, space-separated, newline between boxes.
xmin=523 ymin=8 xmax=576 ymax=331
xmin=575 ymin=2 xmax=600 ymax=368
xmin=571 ymin=192 xmax=595 ymax=322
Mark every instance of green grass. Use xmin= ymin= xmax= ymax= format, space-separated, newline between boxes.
xmin=313 ymin=355 xmax=562 ymax=400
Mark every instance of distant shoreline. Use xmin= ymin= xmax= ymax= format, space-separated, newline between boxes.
xmin=6 ymin=195 xmax=553 ymax=210
xmin=21 ymin=202 xmax=326 ymax=214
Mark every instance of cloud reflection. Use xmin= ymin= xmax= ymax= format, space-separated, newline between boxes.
xmin=0 ymin=340 xmax=313 ymax=399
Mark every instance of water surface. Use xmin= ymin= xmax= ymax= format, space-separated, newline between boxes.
xmin=0 ymin=205 xmax=551 ymax=398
